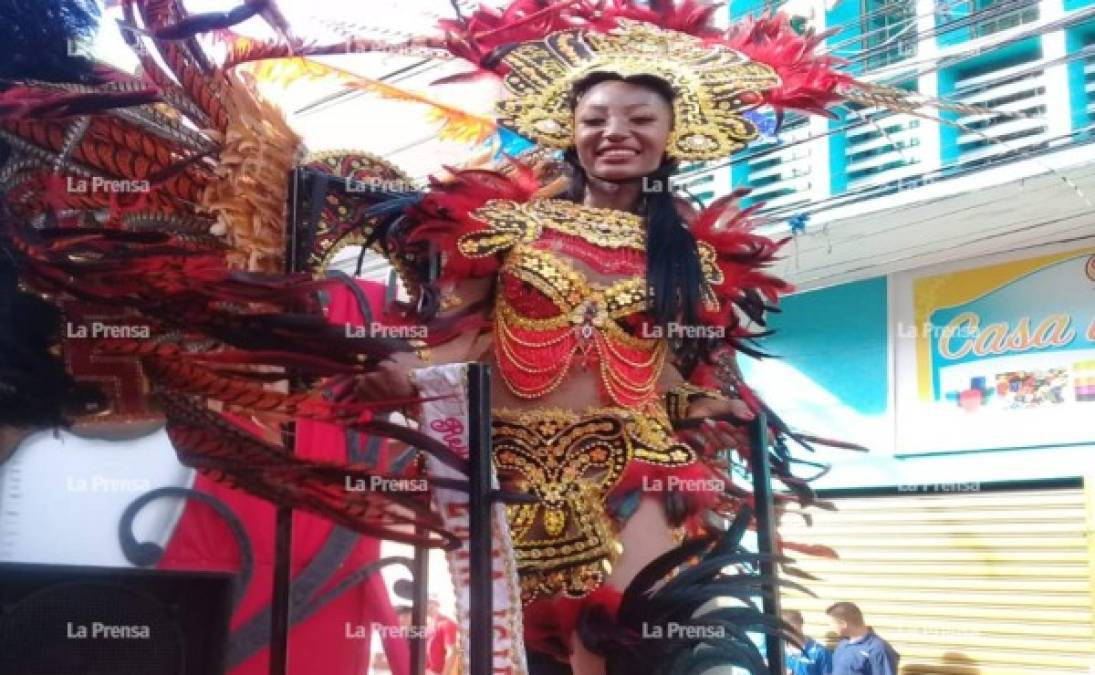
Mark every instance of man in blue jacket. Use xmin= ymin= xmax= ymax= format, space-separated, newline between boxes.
xmin=783 ymin=609 xmax=833 ymax=675
xmin=826 ymin=603 xmax=899 ymax=675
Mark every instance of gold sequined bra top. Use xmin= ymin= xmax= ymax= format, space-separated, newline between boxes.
xmin=455 ymin=199 xmax=720 ymax=409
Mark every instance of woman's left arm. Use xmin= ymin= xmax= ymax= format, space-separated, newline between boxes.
xmin=659 ymin=361 xmax=753 ymax=452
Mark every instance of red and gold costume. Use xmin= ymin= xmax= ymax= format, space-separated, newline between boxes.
xmin=398 ymin=175 xmax=794 ymax=661
xmin=445 ymin=197 xmax=756 ymax=606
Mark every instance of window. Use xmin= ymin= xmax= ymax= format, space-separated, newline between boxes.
xmin=1086 ymin=35 xmax=1095 ymax=126
xmin=968 ymin=0 xmax=1038 ymax=38
xmin=860 ymin=0 xmax=917 ymax=71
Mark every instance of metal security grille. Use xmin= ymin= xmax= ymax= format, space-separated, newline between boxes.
xmin=778 ymin=482 xmax=1095 ymax=675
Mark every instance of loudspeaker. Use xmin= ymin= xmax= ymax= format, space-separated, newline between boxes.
xmin=0 ymin=563 xmax=233 ymax=675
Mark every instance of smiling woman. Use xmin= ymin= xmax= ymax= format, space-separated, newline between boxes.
xmin=564 ymin=74 xmax=713 ymax=377
xmin=353 ymin=20 xmax=814 ymax=675
xmin=572 ymin=78 xmax=674 ymax=182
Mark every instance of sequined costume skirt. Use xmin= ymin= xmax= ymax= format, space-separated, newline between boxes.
xmin=491 ymin=405 xmax=724 ymax=607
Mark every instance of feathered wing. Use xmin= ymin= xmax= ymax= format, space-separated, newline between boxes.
xmin=670 ymin=191 xmax=869 ymax=600
xmin=0 ymin=0 xmax=873 ymax=629
xmin=0 ymin=0 xmax=494 ymax=543
xmin=3 ymin=219 xmax=476 ymax=545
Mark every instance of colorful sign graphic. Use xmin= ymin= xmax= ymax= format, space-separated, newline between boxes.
xmin=895 ymin=246 xmax=1095 ymax=454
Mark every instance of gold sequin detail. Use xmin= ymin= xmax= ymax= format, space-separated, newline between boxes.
xmin=696 ymin=240 xmax=724 ymax=312
xmin=469 ymin=199 xmax=646 ymax=254
xmin=493 ymin=244 xmax=668 ymax=404
xmin=492 ymin=406 xmax=695 ymax=603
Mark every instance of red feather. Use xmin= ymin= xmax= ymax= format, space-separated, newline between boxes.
xmin=690 ymin=191 xmax=792 ymax=330
xmin=438 ymin=1 xmax=854 ymax=117
xmin=0 ymin=87 xmax=161 ymax=120
xmin=404 ymin=160 xmax=541 ymax=282
xmin=722 ymin=13 xmax=854 ymax=115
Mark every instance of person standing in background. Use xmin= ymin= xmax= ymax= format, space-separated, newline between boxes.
xmin=827 ymin=603 xmax=899 ymax=675
xmin=425 ymin=595 xmax=459 ymax=675
xmin=783 ymin=609 xmax=832 ymax=675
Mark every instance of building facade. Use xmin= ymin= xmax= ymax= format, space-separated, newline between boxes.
xmin=718 ymin=1 xmax=1095 ymax=671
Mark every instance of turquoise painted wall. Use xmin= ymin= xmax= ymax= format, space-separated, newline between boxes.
xmin=825 ymin=0 xmax=864 ymax=75
xmin=1067 ymin=21 xmax=1095 ymax=134
xmin=759 ymin=278 xmax=889 ymax=415
xmin=829 ymin=112 xmax=850 ymax=195
xmin=729 ymin=0 xmax=767 ymax=19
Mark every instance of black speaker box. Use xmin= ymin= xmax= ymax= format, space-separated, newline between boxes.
xmin=0 ymin=563 xmax=233 ymax=675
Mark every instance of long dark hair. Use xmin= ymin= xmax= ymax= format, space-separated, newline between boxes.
xmin=565 ymin=72 xmax=712 ymax=375
xmin=0 ymin=233 xmax=108 ymax=428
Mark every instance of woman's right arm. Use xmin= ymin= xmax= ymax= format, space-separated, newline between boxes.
xmin=353 ymin=276 xmax=495 ymax=402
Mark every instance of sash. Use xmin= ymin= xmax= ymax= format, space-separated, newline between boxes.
xmin=411 ymin=363 xmax=527 ymax=675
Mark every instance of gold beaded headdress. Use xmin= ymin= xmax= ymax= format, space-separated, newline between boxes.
xmin=494 ymin=20 xmax=781 ymax=161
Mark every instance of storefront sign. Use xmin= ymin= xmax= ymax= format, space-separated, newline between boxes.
xmin=893 ymin=246 xmax=1095 ymax=454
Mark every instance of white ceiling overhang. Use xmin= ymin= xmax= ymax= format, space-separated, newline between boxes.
xmin=767 ymin=142 xmax=1095 ymax=290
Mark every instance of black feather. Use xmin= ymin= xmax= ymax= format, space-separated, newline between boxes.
xmin=595 ymin=508 xmax=789 ymax=675
xmin=0 ymin=0 xmax=102 ymax=85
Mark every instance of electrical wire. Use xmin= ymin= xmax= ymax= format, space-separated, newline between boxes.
xmin=293 ymin=58 xmax=441 ymax=116
xmin=853 ymin=2 xmax=1095 ymax=83
xmin=796 ymin=211 xmax=1095 ymax=288
xmin=824 ymin=0 xmax=969 ymax=54
xmin=756 ymin=129 xmax=1095 ymax=223
xmin=790 ymin=163 xmax=1095 ymax=249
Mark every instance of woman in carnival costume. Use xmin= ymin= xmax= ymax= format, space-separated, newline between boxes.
xmin=351 ymin=4 xmax=912 ymax=673
xmin=1 ymin=1 xmax=981 ymax=673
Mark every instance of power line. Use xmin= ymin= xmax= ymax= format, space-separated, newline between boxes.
xmin=758 ymin=130 xmax=1095 ymax=223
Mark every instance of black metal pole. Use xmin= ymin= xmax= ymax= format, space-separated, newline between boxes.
xmin=268 ymin=170 xmax=303 ymax=675
xmin=749 ymin=413 xmax=784 ymax=675
xmin=269 ymin=501 xmax=292 ymax=675
xmin=466 ymin=363 xmax=492 ymax=675
xmin=410 ymin=530 xmax=429 ymax=675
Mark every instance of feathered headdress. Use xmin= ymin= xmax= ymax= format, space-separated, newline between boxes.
xmin=429 ymin=0 xmax=977 ymax=160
